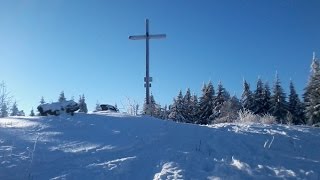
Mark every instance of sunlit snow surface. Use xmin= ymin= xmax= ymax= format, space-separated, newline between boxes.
xmin=0 ymin=113 xmax=319 ymax=179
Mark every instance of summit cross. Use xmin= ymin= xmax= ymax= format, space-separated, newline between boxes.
xmin=129 ymin=19 xmax=166 ymax=114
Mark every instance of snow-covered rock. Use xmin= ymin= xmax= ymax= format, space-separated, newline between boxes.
xmin=37 ymin=100 xmax=79 ymax=116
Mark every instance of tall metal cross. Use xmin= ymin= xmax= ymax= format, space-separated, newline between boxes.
xmin=129 ymin=19 xmax=166 ymax=114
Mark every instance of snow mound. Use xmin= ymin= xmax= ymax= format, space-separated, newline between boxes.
xmin=0 ymin=113 xmax=319 ymax=179
xmin=154 ymin=162 xmax=184 ymax=180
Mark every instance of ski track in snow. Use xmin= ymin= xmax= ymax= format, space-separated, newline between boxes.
xmin=49 ymin=141 xmax=100 ymax=153
xmin=49 ymin=173 xmax=68 ymax=180
xmin=87 ymin=156 xmax=137 ymax=170
xmin=0 ymin=113 xmax=319 ymax=179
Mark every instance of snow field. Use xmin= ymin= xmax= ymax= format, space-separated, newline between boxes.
xmin=0 ymin=113 xmax=319 ymax=179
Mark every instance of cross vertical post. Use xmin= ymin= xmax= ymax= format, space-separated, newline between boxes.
xmin=145 ymin=19 xmax=150 ymax=107
xmin=129 ymin=19 xmax=166 ymax=114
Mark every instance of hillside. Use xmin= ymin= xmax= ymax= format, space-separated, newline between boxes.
xmin=0 ymin=113 xmax=319 ymax=179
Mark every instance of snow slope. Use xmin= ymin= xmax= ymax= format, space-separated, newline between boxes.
xmin=0 ymin=113 xmax=319 ymax=179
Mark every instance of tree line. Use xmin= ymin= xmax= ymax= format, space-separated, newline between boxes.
xmin=146 ymin=55 xmax=320 ymax=126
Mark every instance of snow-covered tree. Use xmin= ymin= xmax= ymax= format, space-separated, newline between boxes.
xmin=95 ymin=101 xmax=101 ymax=111
xmin=58 ymin=91 xmax=66 ymax=102
xmin=253 ymin=78 xmax=265 ymax=114
xmin=30 ymin=108 xmax=35 ymax=116
xmin=40 ymin=96 xmax=46 ymax=104
xmin=151 ymin=95 xmax=161 ymax=118
xmin=150 ymin=95 xmax=156 ymax=115
xmin=1 ymin=104 xmax=8 ymax=117
xmin=304 ymin=53 xmax=320 ymax=125
xmin=198 ymin=81 xmax=215 ymax=124
xmin=288 ymin=81 xmax=305 ymax=124
xmin=262 ymin=83 xmax=272 ymax=114
xmin=182 ymin=88 xmax=193 ymax=123
xmin=154 ymin=105 xmax=162 ymax=118
xmin=212 ymin=81 xmax=230 ymax=120
xmin=168 ymin=91 xmax=184 ymax=122
xmin=190 ymin=94 xmax=199 ymax=123
xmin=216 ymin=95 xmax=241 ymax=123
xmin=0 ymin=82 xmax=11 ymax=118
xmin=142 ymin=94 xmax=159 ymax=116
xmin=10 ymin=101 xmax=19 ymax=116
xmin=270 ymin=72 xmax=287 ymax=123
xmin=241 ymin=80 xmax=254 ymax=111
xmin=158 ymin=105 xmax=169 ymax=120
xmin=78 ymin=94 xmax=88 ymax=113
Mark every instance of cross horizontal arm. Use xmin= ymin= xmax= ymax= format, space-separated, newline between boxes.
xmin=129 ymin=35 xmax=147 ymax=40
xmin=148 ymin=34 xmax=166 ymax=39
xmin=129 ymin=34 xmax=166 ymax=40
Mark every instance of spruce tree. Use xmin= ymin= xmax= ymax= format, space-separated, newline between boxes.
xmin=182 ymin=88 xmax=193 ymax=123
xmin=288 ymin=81 xmax=305 ymax=124
xmin=198 ymin=81 xmax=215 ymax=124
xmin=143 ymin=94 xmax=157 ymax=116
xmin=154 ymin=105 xmax=162 ymax=118
xmin=159 ymin=105 xmax=169 ymax=119
xmin=270 ymin=73 xmax=287 ymax=123
xmin=241 ymin=80 xmax=254 ymax=111
xmin=168 ymin=101 xmax=177 ymax=120
xmin=190 ymin=94 xmax=199 ymax=123
xmin=30 ymin=108 xmax=35 ymax=116
xmin=1 ymin=104 xmax=8 ymax=117
xmin=142 ymin=99 xmax=148 ymax=115
xmin=10 ymin=101 xmax=19 ymax=116
xmin=78 ymin=94 xmax=88 ymax=113
xmin=168 ymin=91 xmax=184 ymax=122
xmin=82 ymin=94 xmax=88 ymax=113
xmin=304 ymin=54 xmax=320 ymax=125
xmin=78 ymin=96 xmax=82 ymax=105
xmin=150 ymin=95 xmax=160 ymax=117
xmin=213 ymin=81 xmax=230 ymax=120
xmin=40 ymin=96 xmax=46 ymax=104
xmin=114 ymin=103 xmax=120 ymax=112
xmin=262 ymin=83 xmax=272 ymax=114
xmin=176 ymin=91 xmax=184 ymax=121
xmin=253 ymin=78 xmax=265 ymax=114
xmin=58 ymin=91 xmax=66 ymax=102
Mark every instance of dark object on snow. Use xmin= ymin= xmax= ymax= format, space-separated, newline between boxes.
xmin=99 ymin=104 xmax=119 ymax=112
xmin=313 ymin=123 xmax=320 ymax=128
xmin=37 ymin=100 xmax=80 ymax=116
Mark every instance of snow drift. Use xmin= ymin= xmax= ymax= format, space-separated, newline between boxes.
xmin=0 ymin=113 xmax=319 ymax=179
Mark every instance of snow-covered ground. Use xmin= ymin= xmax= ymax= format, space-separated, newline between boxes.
xmin=0 ymin=113 xmax=319 ymax=179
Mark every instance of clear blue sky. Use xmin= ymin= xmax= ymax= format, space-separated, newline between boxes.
xmin=0 ymin=0 xmax=319 ymax=113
